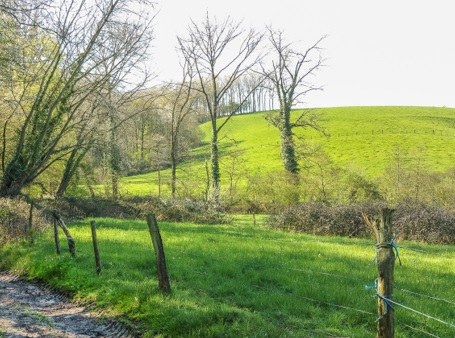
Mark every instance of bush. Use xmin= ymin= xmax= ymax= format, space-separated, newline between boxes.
xmin=59 ymin=197 xmax=140 ymax=219
xmin=133 ymin=197 xmax=231 ymax=224
xmin=394 ymin=200 xmax=455 ymax=244
xmin=267 ymin=200 xmax=455 ymax=244
xmin=45 ymin=197 xmax=230 ymax=224
xmin=267 ymin=202 xmax=382 ymax=238
xmin=0 ymin=198 xmax=48 ymax=244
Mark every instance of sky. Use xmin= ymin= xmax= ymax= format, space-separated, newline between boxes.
xmin=152 ymin=0 xmax=455 ymax=108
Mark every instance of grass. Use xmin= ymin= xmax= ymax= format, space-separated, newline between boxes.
xmin=85 ymin=106 xmax=455 ymax=198
xmin=1 ymin=216 xmax=454 ymax=337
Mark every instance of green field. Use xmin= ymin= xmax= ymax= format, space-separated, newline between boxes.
xmin=104 ymin=106 xmax=455 ymax=198
xmin=1 ymin=216 xmax=454 ymax=337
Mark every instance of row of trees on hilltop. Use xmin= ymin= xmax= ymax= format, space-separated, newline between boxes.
xmin=0 ymin=1 xmax=326 ymax=203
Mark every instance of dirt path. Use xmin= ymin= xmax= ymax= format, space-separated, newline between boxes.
xmin=0 ymin=272 xmax=134 ymax=338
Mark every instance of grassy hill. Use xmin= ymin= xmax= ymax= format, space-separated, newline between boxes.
xmin=1 ymin=216 xmax=454 ymax=337
xmin=110 ymin=106 xmax=455 ymax=198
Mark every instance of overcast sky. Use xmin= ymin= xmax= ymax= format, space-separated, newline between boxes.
xmin=152 ymin=0 xmax=455 ymax=108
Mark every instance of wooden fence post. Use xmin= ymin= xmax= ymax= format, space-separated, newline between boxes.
xmin=146 ymin=214 xmax=171 ymax=295
xmin=364 ymin=208 xmax=396 ymax=338
xmin=52 ymin=212 xmax=76 ymax=257
xmin=53 ymin=219 xmax=61 ymax=255
xmin=90 ymin=221 xmax=102 ymax=275
xmin=27 ymin=201 xmax=34 ymax=243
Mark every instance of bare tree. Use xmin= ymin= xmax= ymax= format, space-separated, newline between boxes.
xmin=262 ymin=27 xmax=325 ymax=175
xmin=0 ymin=0 xmax=155 ymax=197
xmin=163 ymin=60 xmax=199 ymax=198
xmin=0 ymin=0 xmax=49 ymax=22
xmin=177 ymin=13 xmax=263 ymax=205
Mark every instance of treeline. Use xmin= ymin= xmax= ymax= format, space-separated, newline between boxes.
xmin=1 ymin=1 xmax=325 ymax=203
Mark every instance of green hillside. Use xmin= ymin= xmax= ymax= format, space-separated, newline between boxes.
xmin=116 ymin=106 xmax=455 ymax=197
xmin=199 ymin=106 xmax=455 ymax=175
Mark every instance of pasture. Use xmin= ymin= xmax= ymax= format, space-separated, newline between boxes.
xmin=97 ymin=106 xmax=455 ymax=198
xmin=1 ymin=216 xmax=454 ymax=337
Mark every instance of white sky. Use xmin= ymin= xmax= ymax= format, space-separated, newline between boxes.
xmin=152 ymin=0 xmax=455 ymax=108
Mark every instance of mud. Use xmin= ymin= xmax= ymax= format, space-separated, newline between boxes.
xmin=0 ymin=272 xmax=134 ymax=338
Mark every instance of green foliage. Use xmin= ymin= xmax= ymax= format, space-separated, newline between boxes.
xmin=0 ymin=217 xmax=454 ymax=337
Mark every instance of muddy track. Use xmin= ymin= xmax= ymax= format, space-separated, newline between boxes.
xmin=0 ymin=272 xmax=135 ymax=338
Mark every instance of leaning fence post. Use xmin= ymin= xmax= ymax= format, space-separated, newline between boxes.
xmin=364 ymin=208 xmax=396 ymax=338
xmin=146 ymin=214 xmax=171 ymax=295
xmin=90 ymin=220 xmax=102 ymax=275
xmin=53 ymin=219 xmax=61 ymax=255
xmin=52 ymin=212 xmax=76 ymax=257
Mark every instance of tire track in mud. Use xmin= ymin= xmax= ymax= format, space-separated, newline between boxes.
xmin=0 ymin=272 xmax=135 ymax=338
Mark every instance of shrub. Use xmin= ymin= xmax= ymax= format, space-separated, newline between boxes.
xmin=393 ymin=200 xmax=455 ymax=244
xmin=46 ymin=197 xmax=230 ymax=224
xmin=267 ymin=202 xmax=383 ymax=238
xmin=267 ymin=200 xmax=455 ymax=244
xmin=0 ymin=198 xmax=48 ymax=244
xmin=61 ymin=197 xmax=140 ymax=219
xmin=133 ymin=198 xmax=231 ymax=224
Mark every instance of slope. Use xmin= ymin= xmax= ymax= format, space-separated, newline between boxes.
xmin=115 ymin=106 xmax=455 ymax=197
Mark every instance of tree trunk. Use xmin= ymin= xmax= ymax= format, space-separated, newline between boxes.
xmin=110 ymin=132 xmax=120 ymax=200
xmin=170 ymin=154 xmax=177 ymax=199
xmin=210 ymin=127 xmax=220 ymax=206
xmin=170 ymin=136 xmax=177 ymax=199
xmin=0 ymin=166 xmax=28 ymax=197
xmin=140 ymin=120 xmax=145 ymax=162
xmin=280 ymin=106 xmax=299 ymax=174
xmin=157 ymin=167 xmax=161 ymax=197
xmin=56 ymin=150 xmax=77 ymax=198
xmin=204 ymin=160 xmax=210 ymax=202
xmin=56 ymin=145 xmax=90 ymax=198
xmin=112 ymin=171 xmax=119 ymax=200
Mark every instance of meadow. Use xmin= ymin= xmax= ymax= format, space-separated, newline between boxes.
xmin=1 ymin=216 xmax=454 ymax=337
xmin=102 ymin=106 xmax=455 ymax=198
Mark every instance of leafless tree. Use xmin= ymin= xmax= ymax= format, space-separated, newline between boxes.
xmin=0 ymin=0 xmax=155 ymax=197
xmin=177 ymin=13 xmax=263 ymax=205
xmin=162 ymin=60 xmax=200 ymax=198
xmin=0 ymin=0 xmax=49 ymax=22
xmin=262 ymin=27 xmax=326 ymax=175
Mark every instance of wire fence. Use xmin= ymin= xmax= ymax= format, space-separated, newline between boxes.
xmin=278 ymin=241 xmax=455 ymax=337
xmin=323 ymin=128 xmax=455 ymax=139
